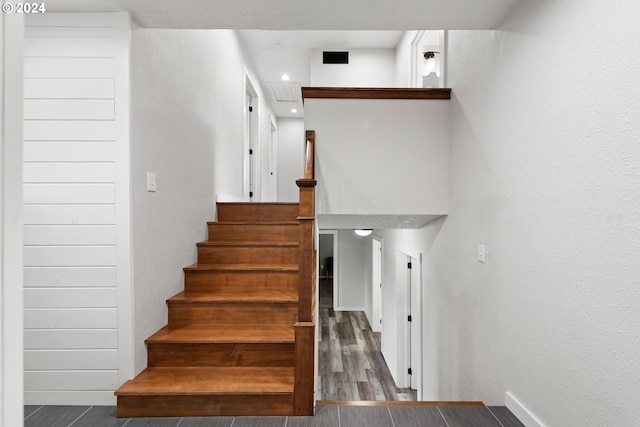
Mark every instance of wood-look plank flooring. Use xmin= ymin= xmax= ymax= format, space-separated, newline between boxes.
xmin=318 ymin=279 xmax=416 ymax=401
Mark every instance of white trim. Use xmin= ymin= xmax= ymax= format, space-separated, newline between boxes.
xmin=244 ymin=72 xmax=259 ymax=201
xmin=505 ymin=391 xmax=547 ymax=427
xmin=1 ymin=12 xmax=25 ymax=427
xmin=112 ymin=12 xmax=135 ymax=386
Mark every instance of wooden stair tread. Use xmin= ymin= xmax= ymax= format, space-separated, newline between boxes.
xmin=197 ymin=241 xmax=299 ymax=247
xmin=208 ymin=221 xmax=298 ymax=226
xmin=168 ymin=291 xmax=297 ymax=304
xmin=185 ymin=288 xmax=298 ymax=301
xmin=115 ymin=367 xmax=294 ymax=395
xmin=184 ymin=263 xmax=298 ymax=272
xmin=146 ymin=325 xmax=294 ymax=344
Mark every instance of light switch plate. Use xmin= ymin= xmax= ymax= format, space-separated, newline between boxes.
xmin=147 ymin=172 xmax=156 ymax=192
xmin=477 ymin=244 xmax=486 ymax=262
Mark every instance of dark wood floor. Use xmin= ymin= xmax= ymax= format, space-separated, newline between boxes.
xmin=24 ymin=404 xmax=524 ymax=427
xmin=318 ymin=279 xmax=416 ymax=401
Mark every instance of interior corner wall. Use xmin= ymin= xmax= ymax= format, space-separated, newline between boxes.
xmin=335 ymin=230 xmax=367 ymax=311
xmin=395 ymin=31 xmax=417 ymax=87
xmin=309 ymin=48 xmax=396 ymax=87
xmin=1 ymin=12 xmax=24 ymax=427
xmin=130 ymin=29 xmax=272 ymax=373
xmin=431 ymin=1 xmax=640 ymax=425
xmin=276 ymin=118 xmax=304 ymax=202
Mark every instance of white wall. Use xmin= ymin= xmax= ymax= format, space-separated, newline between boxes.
xmin=22 ymin=13 xmax=133 ymax=405
xmin=335 ymin=230 xmax=367 ymax=311
xmin=276 ymin=118 xmax=305 ymax=202
xmin=310 ymin=48 xmax=396 ymax=87
xmin=424 ymin=1 xmax=640 ymax=425
xmin=130 ymin=29 xmax=275 ymax=374
xmin=1 ymin=12 xmax=24 ymax=427
xmin=305 ymin=98 xmax=449 ymax=217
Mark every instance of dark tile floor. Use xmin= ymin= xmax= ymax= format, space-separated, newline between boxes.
xmin=24 ymin=404 xmax=524 ymax=426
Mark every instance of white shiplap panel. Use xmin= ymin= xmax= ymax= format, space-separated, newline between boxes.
xmin=24 ymin=120 xmax=115 ymax=141
xmin=24 ymin=391 xmax=116 ymax=406
xmin=24 ymin=267 xmax=116 ymax=288
xmin=25 ymin=99 xmax=115 ymax=120
xmin=24 ymin=183 xmax=116 ymax=204
xmin=25 ymin=350 xmax=118 ymax=370
xmin=25 ymin=26 xmax=115 ymax=37
xmin=25 ymin=12 xmax=123 ymax=29
xmin=24 ymin=329 xmax=118 ymax=349
xmin=24 ymin=142 xmax=116 ymax=162
xmin=24 ymin=246 xmax=116 ymax=267
xmin=23 ymin=205 xmax=116 ymax=225
xmin=24 ymin=37 xmax=116 ymax=57
xmin=24 ymin=288 xmax=117 ymax=308
xmin=24 ymin=371 xmax=119 ymax=391
xmin=24 ymin=225 xmax=116 ymax=245
xmin=23 ymin=162 xmax=115 ymax=183
xmin=24 ymin=57 xmax=115 ymax=78
xmin=24 ymin=308 xmax=118 ymax=329
xmin=24 ymin=78 xmax=114 ymax=99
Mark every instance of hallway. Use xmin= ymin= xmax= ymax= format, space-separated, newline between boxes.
xmin=318 ymin=278 xmax=416 ymax=401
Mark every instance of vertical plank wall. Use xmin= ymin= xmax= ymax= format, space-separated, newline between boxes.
xmin=22 ymin=13 xmax=132 ymax=405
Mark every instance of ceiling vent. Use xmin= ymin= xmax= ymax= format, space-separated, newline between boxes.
xmin=266 ymin=83 xmax=301 ymax=103
xmin=323 ymin=51 xmax=349 ymax=64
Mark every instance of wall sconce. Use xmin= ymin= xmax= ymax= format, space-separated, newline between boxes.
xmin=423 ymin=51 xmax=440 ymax=77
xmin=354 ymin=229 xmax=373 ymax=237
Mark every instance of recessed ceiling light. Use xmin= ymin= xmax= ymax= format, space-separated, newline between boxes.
xmin=291 ymin=108 xmax=298 ymax=113
xmin=281 ymin=74 xmax=290 ymax=81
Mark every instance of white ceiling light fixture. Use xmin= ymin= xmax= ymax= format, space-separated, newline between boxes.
xmin=354 ymin=229 xmax=373 ymax=237
xmin=422 ymin=51 xmax=440 ymax=77
xmin=291 ymin=108 xmax=298 ymax=113
xmin=281 ymin=73 xmax=290 ymax=81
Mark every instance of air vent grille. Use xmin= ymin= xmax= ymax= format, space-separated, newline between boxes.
xmin=323 ymin=51 xmax=349 ymax=64
xmin=266 ymin=83 xmax=301 ymax=102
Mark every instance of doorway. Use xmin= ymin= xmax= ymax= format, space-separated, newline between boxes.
xmin=318 ymin=231 xmax=336 ymax=309
xmin=244 ymin=76 xmax=258 ymax=201
xmin=395 ymin=250 xmax=422 ymax=399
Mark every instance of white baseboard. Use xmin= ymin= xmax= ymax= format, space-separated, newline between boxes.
xmin=505 ymin=391 xmax=547 ymax=427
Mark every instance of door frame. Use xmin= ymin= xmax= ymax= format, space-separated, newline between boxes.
xmin=371 ymin=236 xmax=383 ymax=333
xmin=244 ymin=73 xmax=259 ymax=201
xmin=268 ymin=115 xmax=277 ymax=201
xmin=395 ymin=249 xmax=423 ymax=399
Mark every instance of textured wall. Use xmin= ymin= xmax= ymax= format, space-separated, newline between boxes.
xmin=276 ymin=118 xmax=305 ymax=202
xmin=130 ymin=29 xmax=274 ymax=373
xmin=426 ymin=1 xmax=640 ymax=425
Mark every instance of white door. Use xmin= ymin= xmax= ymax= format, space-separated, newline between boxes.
xmin=372 ymin=238 xmax=383 ymax=333
xmin=269 ymin=118 xmax=277 ymax=201
xmin=244 ymin=79 xmax=258 ymax=200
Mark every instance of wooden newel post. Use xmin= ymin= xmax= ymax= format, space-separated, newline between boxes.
xmin=294 ymin=131 xmax=317 ymax=415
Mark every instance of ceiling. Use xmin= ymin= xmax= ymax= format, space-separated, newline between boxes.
xmin=237 ymin=30 xmax=404 ymax=118
xmin=44 ymin=0 xmax=522 ymax=30
xmin=44 ymin=0 xmax=523 ymax=118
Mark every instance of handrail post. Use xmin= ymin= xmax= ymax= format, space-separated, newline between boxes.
xmin=294 ymin=130 xmax=316 ymax=415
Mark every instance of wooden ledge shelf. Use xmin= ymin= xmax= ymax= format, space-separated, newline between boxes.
xmin=302 ymin=87 xmax=451 ymax=100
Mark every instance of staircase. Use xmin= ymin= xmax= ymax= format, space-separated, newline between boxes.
xmin=115 ymin=202 xmax=307 ymax=417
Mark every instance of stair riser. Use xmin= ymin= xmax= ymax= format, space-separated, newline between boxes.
xmin=184 ymin=271 xmax=298 ymax=296
xmin=117 ymin=394 xmax=294 ymax=417
xmin=208 ymin=224 xmax=299 ymax=242
xmin=197 ymin=246 xmax=298 ymax=264
xmin=217 ymin=203 xmax=299 ymax=222
xmin=168 ymin=303 xmax=298 ymax=327
xmin=147 ymin=343 xmax=294 ymax=367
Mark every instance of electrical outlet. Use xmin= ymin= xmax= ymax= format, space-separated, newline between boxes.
xmin=147 ymin=172 xmax=156 ymax=192
xmin=477 ymin=244 xmax=486 ymax=262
